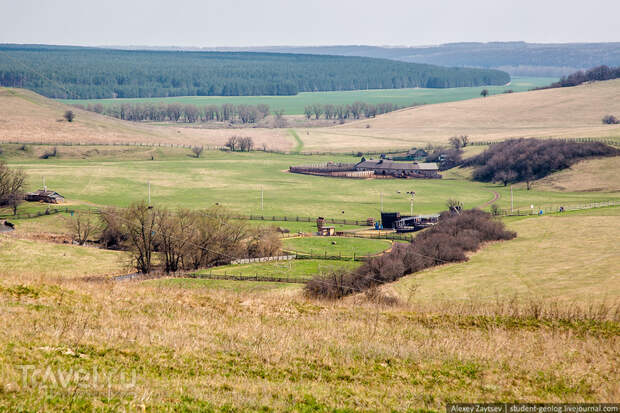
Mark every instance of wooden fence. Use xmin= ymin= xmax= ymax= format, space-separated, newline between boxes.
xmin=233 ymin=214 xmax=372 ymax=226
xmin=187 ymin=271 xmax=308 ymax=284
xmin=231 ymin=255 xmax=295 ymax=265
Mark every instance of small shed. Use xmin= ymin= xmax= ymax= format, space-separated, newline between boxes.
xmin=318 ymin=226 xmax=336 ymax=236
xmin=25 ymin=189 xmax=65 ymax=204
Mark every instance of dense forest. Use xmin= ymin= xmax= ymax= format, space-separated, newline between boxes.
xmin=0 ymin=44 xmax=510 ymax=99
xmin=464 ymin=138 xmax=619 ymax=189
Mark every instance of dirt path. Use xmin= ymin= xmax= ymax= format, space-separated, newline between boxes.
xmin=478 ymin=190 xmax=500 ymax=208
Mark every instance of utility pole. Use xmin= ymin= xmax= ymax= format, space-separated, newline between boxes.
xmin=407 ymin=191 xmax=416 ymax=216
xmin=380 ymin=192 xmax=383 ymax=212
xmin=148 ymin=181 xmax=151 ymax=206
xmin=261 ymin=186 xmax=264 ymax=211
xmin=43 ymin=176 xmax=46 ymax=192
xmin=510 ymin=185 xmax=514 ymax=213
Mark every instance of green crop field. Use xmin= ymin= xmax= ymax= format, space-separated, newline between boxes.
xmin=283 ymin=237 xmax=392 ymax=257
xmin=3 ymin=146 xmax=619 ymax=219
xmin=59 ymin=77 xmax=556 ymax=115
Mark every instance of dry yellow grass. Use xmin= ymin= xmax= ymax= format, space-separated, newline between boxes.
xmin=0 ymin=88 xmax=292 ymax=150
xmin=300 ymin=79 xmax=620 ymax=151
xmin=534 ymin=156 xmax=620 ymax=192
xmin=392 ymin=213 xmax=620 ymax=303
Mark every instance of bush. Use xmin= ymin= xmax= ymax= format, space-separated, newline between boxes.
xmin=305 ymin=209 xmax=516 ymax=299
xmin=602 ymin=115 xmax=619 ymax=125
xmin=464 ymin=138 xmax=619 ymax=188
xmin=39 ymin=147 xmax=58 ymax=159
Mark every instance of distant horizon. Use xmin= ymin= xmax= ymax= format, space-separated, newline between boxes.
xmin=3 ymin=41 xmax=620 ymax=50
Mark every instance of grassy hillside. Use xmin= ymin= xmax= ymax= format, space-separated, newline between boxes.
xmin=393 ymin=208 xmax=620 ymax=303
xmin=0 ymin=211 xmax=618 ymax=410
xmin=301 ymin=79 xmax=620 ymax=151
xmin=59 ymin=77 xmax=553 ymax=115
xmin=533 ymin=156 xmax=620 ymax=192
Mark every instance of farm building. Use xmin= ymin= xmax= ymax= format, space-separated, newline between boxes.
xmin=354 ymin=159 xmax=440 ymax=178
xmin=289 ymin=158 xmax=440 ymax=179
xmin=25 ymin=189 xmax=65 ymax=203
xmin=391 ymin=148 xmax=428 ymax=161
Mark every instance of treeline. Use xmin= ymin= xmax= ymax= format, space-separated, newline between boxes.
xmin=541 ymin=65 xmax=620 ymax=89
xmin=73 ymin=102 xmax=272 ymax=124
xmin=82 ymin=203 xmax=281 ymax=274
xmin=73 ymin=101 xmax=406 ymax=123
xmin=464 ymin=138 xmax=620 ymax=189
xmin=305 ymin=209 xmax=516 ymax=299
xmin=303 ymin=102 xmax=402 ymax=120
xmin=0 ymin=44 xmax=510 ymax=99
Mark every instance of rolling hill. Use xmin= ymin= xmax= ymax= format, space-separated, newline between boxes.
xmin=301 ymin=79 xmax=620 ymax=151
xmin=0 ymin=87 xmax=291 ymax=149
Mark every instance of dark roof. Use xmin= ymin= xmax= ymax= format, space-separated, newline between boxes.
xmin=26 ymin=189 xmax=64 ymax=198
xmin=355 ymin=159 xmax=438 ymax=171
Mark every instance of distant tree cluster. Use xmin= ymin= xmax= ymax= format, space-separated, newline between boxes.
xmin=602 ymin=115 xmax=619 ymax=124
xmin=303 ymin=102 xmax=402 ymax=120
xmin=540 ymin=65 xmax=620 ymax=89
xmin=225 ymin=136 xmax=254 ymax=152
xmin=74 ymin=102 xmax=271 ymax=124
xmin=0 ymin=45 xmax=511 ymax=99
xmin=98 ymin=203 xmax=281 ymax=274
xmin=305 ymin=209 xmax=516 ymax=299
xmin=464 ymin=138 xmax=620 ymax=189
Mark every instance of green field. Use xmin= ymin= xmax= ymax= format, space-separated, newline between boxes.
xmin=3 ymin=146 xmax=619 ymax=219
xmin=200 ymin=259 xmax=361 ymax=280
xmin=282 ymin=237 xmax=391 ymax=257
xmin=59 ymin=77 xmax=556 ymax=115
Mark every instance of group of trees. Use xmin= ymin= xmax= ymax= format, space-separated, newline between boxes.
xmin=0 ymin=45 xmax=511 ymax=99
xmin=0 ymin=161 xmax=26 ymax=215
xmin=95 ymin=203 xmax=280 ymax=274
xmin=464 ymin=138 xmax=620 ymax=189
xmin=75 ymin=102 xmax=271 ymax=125
xmin=305 ymin=208 xmax=516 ymax=299
xmin=303 ymin=102 xmax=402 ymax=120
xmin=225 ymin=136 xmax=254 ymax=152
xmin=542 ymin=65 xmax=620 ymax=89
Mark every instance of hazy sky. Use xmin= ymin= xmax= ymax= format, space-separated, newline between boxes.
xmin=2 ymin=0 xmax=619 ymax=47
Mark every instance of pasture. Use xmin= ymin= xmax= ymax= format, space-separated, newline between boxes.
xmin=59 ymin=77 xmax=554 ymax=115
xmin=282 ymin=237 xmax=392 ymax=257
xmin=202 ymin=259 xmax=362 ymax=280
xmin=4 ymin=146 xmax=620 ymax=218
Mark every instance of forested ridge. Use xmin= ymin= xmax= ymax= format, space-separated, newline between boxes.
xmin=0 ymin=44 xmax=510 ymax=99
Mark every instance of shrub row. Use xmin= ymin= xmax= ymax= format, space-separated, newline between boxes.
xmin=305 ymin=209 xmax=516 ymax=299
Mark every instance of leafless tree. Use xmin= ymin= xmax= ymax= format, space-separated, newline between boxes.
xmin=0 ymin=162 xmax=26 ymax=215
xmin=122 ymin=201 xmax=157 ymax=274
xmin=66 ymin=211 xmax=101 ymax=245
xmin=225 ymin=136 xmax=240 ymax=151
xmin=480 ymin=89 xmax=489 ymax=97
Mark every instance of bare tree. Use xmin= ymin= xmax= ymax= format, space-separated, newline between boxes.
xmin=0 ymin=162 xmax=26 ymax=215
xmin=304 ymin=106 xmax=313 ymax=120
xmin=192 ymin=146 xmax=204 ymax=158
xmin=67 ymin=211 xmax=101 ymax=245
xmin=156 ymin=208 xmax=195 ymax=273
xmin=64 ymin=110 xmax=75 ymax=122
xmin=480 ymin=89 xmax=489 ymax=97
xmin=225 ymin=136 xmax=240 ymax=151
xmin=122 ymin=201 xmax=157 ymax=274
xmin=239 ymin=137 xmax=254 ymax=152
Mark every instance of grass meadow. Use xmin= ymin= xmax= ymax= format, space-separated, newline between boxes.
xmin=59 ymin=77 xmax=555 ymax=115
xmin=4 ymin=146 xmax=619 ymax=219
xmin=282 ymin=237 xmax=392 ymax=257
